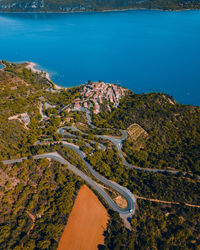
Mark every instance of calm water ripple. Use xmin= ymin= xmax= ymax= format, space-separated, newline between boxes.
xmin=0 ymin=10 xmax=200 ymax=105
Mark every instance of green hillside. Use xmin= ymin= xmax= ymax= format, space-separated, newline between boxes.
xmin=0 ymin=0 xmax=200 ymax=12
xmin=0 ymin=61 xmax=199 ymax=249
xmin=94 ymin=93 xmax=200 ymax=173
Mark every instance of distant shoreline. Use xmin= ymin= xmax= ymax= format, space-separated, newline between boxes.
xmin=0 ymin=8 xmax=198 ymax=14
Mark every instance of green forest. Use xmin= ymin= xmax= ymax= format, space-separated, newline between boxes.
xmin=87 ymin=148 xmax=200 ymax=205
xmin=0 ymin=158 xmax=82 ymax=249
xmin=105 ymin=200 xmax=200 ymax=249
xmin=94 ymin=93 xmax=200 ymax=174
xmin=0 ymin=61 xmax=199 ymax=249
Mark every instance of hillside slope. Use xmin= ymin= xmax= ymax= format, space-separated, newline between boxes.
xmin=94 ymin=93 xmax=200 ymax=173
xmin=0 ymin=61 xmax=200 ymax=249
xmin=0 ymin=0 xmax=200 ymax=12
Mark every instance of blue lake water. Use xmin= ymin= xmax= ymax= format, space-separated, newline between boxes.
xmin=0 ymin=10 xmax=200 ymax=106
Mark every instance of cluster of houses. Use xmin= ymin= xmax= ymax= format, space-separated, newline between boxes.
xmin=7 ymin=82 xmax=126 ymax=128
xmin=70 ymin=81 xmax=126 ymax=114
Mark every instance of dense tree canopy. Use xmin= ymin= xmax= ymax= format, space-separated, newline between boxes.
xmin=95 ymin=93 xmax=200 ymax=174
xmin=1 ymin=62 xmax=199 ymax=249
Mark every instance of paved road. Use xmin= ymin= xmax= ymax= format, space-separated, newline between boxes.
xmin=61 ymin=142 xmax=135 ymax=213
xmin=96 ymin=130 xmax=127 ymax=151
xmin=58 ymin=127 xmax=106 ymax=151
xmin=2 ymin=151 xmax=135 ymax=217
xmin=2 ymin=102 xmax=183 ymax=226
xmin=59 ymin=123 xmax=179 ymax=174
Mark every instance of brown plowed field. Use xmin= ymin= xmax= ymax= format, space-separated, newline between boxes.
xmin=58 ymin=185 xmax=109 ymax=250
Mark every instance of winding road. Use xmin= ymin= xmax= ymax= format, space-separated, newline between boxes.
xmin=3 ymin=105 xmax=136 ymax=219
xmin=2 ymin=99 xmax=192 ymax=227
xmin=59 ymin=117 xmax=179 ymax=174
xmin=2 ymin=151 xmax=135 ymax=218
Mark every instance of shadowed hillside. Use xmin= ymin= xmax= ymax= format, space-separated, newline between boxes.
xmin=0 ymin=0 xmax=200 ymax=12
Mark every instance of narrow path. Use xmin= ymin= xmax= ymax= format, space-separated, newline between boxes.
xmin=39 ymin=101 xmax=48 ymax=122
xmin=136 ymin=196 xmax=200 ymax=208
xmin=26 ymin=211 xmax=35 ymax=236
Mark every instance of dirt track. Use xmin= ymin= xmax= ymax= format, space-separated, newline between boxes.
xmin=58 ymin=185 xmax=109 ymax=250
xmin=137 ymin=196 xmax=200 ymax=208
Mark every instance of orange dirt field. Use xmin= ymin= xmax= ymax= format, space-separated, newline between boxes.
xmin=58 ymin=185 xmax=109 ymax=250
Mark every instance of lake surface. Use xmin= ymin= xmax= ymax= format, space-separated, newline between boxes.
xmin=0 ymin=10 xmax=200 ymax=106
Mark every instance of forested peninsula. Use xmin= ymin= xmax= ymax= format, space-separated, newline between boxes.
xmin=0 ymin=61 xmax=199 ymax=249
xmin=0 ymin=0 xmax=200 ymax=12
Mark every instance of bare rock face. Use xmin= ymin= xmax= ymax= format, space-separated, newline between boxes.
xmin=0 ymin=0 xmax=92 ymax=11
xmin=0 ymin=0 xmax=45 ymax=10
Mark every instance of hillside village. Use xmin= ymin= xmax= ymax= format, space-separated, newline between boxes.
xmin=67 ymin=81 xmax=127 ymax=114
